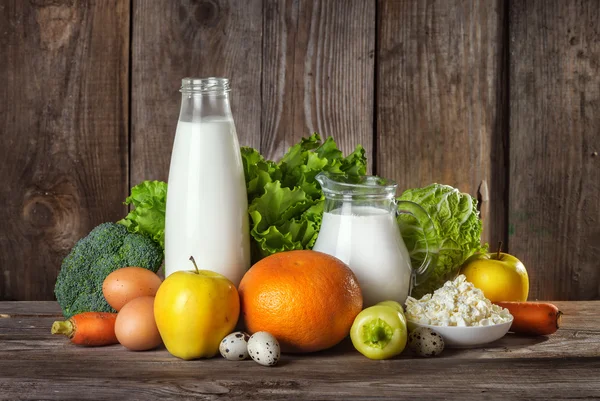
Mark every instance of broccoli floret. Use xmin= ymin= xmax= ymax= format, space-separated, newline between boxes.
xmin=54 ymin=222 xmax=163 ymax=318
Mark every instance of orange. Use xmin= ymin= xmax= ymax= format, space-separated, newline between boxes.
xmin=238 ymin=250 xmax=363 ymax=353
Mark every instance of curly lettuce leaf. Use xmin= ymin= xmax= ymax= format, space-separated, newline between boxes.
xmin=117 ymin=180 xmax=167 ymax=250
xmin=241 ymin=147 xmax=280 ymax=201
xmin=339 ymin=145 xmax=368 ymax=176
xmin=248 ymin=181 xmax=321 ymax=258
xmin=398 ymin=183 xmax=487 ymax=298
xmin=249 ymin=182 xmax=316 ymax=230
xmin=249 ymin=215 xmax=321 ymax=259
xmin=243 ymin=133 xmax=367 ymax=260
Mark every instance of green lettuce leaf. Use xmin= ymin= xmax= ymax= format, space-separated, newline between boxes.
xmin=117 ymin=180 xmax=167 ymax=250
xmin=397 ymin=183 xmax=487 ymax=298
xmin=241 ymin=147 xmax=280 ymax=201
xmin=242 ymin=133 xmax=367 ymax=260
xmin=249 ymin=182 xmax=317 ymax=231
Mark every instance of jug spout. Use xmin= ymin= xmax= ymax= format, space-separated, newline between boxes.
xmin=315 ymin=172 xmax=329 ymax=189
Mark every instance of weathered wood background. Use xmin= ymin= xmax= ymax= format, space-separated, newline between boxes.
xmin=1 ymin=0 xmax=598 ymax=301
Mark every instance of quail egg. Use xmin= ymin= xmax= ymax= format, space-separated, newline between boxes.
xmin=408 ymin=327 xmax=445 ymax=357
xmin=247 ymin=331 xmax=280 ymax=367
xmin=219 ymin=332 xmax=250 ymax=361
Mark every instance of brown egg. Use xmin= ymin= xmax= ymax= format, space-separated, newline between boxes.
xmin=103 ymin=267 xmax=162 ymax=311
xmin=115 ymin=296 xmax=162 ymax=351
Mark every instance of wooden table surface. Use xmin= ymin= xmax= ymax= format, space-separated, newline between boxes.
xmin=1 ymin=301 xmax=599 ymax=400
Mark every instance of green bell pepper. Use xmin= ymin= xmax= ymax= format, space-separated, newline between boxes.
xmin=350 ymin=301 xmax=408 ymax=360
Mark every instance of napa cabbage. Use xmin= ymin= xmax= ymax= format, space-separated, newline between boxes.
xmin=398 ymin=184 xmax=487 ymax=298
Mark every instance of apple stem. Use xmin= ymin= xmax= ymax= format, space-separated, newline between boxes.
xmin=497 ymin=241 xmax=503 ymax=259
xmin=189 ymin=256 xmax=200 ymax=274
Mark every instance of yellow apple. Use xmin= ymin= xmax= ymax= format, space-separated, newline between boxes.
xmin=460 ymin=251 xmax=529 ymax=302
xmin=154 ymin=257 xmax=240 ymax=360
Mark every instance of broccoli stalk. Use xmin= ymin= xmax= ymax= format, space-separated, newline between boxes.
xmin=54 ymin=223 xmax=163 ymax=318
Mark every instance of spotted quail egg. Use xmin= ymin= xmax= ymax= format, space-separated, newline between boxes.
xmin=408 ymin=327 xmax=445 ymax=357
xmin=247 ymin=331 xmax=280 ymax=367
xmin=219 ymin=332 xmax=250 ymax=361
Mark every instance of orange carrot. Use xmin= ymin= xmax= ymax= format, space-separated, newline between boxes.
xmin=495 ymin=302 xmax=562 ymax=336
xmin=51 ymin=312 xmax=118 ymax=346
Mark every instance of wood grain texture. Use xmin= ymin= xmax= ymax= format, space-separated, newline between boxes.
xmin=376 ymin=0 xmax=507 ymax=246
xmin=261 ymin=0 xmax=375 ymax=164
xmin=509 ymin=0 xmax=600 ymax=300
xmin=0 ymin=359 xmax=597 ymax=401
xmin=0 ymin=301 xmax=62 ymax=318
xmin=0 ymin=0 xmax=130 ymax=301
xmin=0 ymin=301 xmax=598 ymax=400
xmin=130 ymin=0 xmax=263 ymax=184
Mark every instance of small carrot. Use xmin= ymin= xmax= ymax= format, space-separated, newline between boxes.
xmin=495 ymin=302 xmax=562 ymax=336
xmin=51 ymin=312 xmax=118 ymax=346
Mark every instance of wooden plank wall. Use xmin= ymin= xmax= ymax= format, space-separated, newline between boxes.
xmin=0 ymin=0 xmax=598 ymax=302
xmin=509 ymin=0 xmax=600 ymax=300
xmin=0 ymin=0 xmax=130 ymax=301
xmin=377 ymin=0 xmax=506 ymax=250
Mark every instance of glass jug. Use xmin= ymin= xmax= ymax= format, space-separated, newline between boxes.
xmin=312 ymin=172 xmax=437 ymax=307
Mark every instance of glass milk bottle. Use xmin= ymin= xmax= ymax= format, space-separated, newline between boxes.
xmin=164 ymin=77 xmax=250 ymax=285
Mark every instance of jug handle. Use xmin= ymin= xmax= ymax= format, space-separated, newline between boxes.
xmin=394 ymin=200 xmax=439 ymax=291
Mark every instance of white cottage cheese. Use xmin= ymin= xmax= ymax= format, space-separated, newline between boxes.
xmin=405 ymin=275 xmax=513 ymax=327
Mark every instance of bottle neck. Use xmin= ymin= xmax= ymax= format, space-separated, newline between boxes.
xmin=178 ymin=77 xmax=232 ymax=123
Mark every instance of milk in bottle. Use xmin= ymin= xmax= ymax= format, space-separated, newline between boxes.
xmin=164 ymin=78 xmax=250 ymax=285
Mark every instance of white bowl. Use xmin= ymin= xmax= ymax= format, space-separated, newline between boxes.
xmin=407 ymin=318 xmax=514 ymax=348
